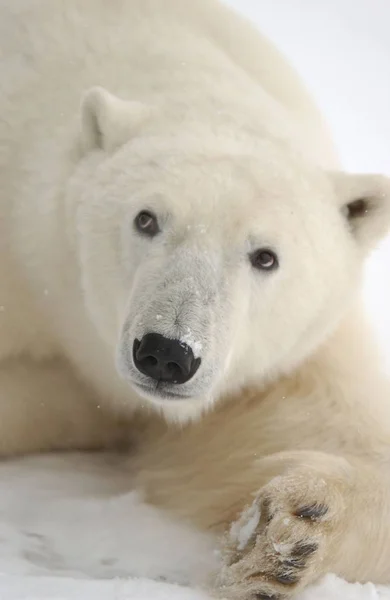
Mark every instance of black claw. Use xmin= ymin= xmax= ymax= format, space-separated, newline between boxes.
xmin=295 ymin=503 xmax=328 ymax=520
xmin=262 ymin=497 xmax=271 ymax=511
xmin=255 ymin=594 xmax=281 ymax=600
xmin=292 ymin=541 xmax=318 ymax=558
xmin=274 ymin=571 xmax=299 ymax=585
xmin=261 ymin=497 xmax=274 ymax=523
xmin=281 ymin=556 xmax=306 ymax=570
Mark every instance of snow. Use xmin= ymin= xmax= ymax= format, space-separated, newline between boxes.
xmin=2 ymin=0 xmax=390 ymax=599
xmin=1 ymin=455 xmax=390 ymax=599
xmin=0 ymin=454 xmax=217 ymax=598
xmin=181 ymin=328 xmax=203 ymax=356
xmin=229 ymin=497 xmax=260 ymax=550
xmin=0 ymin=455 xmax=219 ymax=585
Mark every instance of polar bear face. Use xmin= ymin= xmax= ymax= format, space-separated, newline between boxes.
xmin=72 ymin=88 xmax=390 ymax=422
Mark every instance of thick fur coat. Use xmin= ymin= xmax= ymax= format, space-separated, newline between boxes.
xmin=1 ymin=1 xmax=390 ymax=598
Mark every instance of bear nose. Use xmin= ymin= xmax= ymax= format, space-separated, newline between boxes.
xmin=133 ymin=333 xmax=201 ymax=385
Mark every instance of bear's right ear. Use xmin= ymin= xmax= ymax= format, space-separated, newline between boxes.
xmin=80 ymin=87 xmax=153 ymax=153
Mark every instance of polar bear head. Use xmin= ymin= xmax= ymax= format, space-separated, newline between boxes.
xmin=71 ymin=87 xmax=390 ymax=422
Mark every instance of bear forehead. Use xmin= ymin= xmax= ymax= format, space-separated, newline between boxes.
xmin=112 ymin=128 xmax=329 ymax=196
xmin=110 ymin=139 xmax=332 ymax=210
xmin=129 ymin=157 xmax=333 ymax=236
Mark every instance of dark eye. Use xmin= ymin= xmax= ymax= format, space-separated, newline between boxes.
xmin=249 ymin=249 xmax=278 ymax=271
xmin=134 ymin=210 xmax=159 ymax=237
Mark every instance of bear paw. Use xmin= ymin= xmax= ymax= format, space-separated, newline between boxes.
xmin=217 ymin=467 xmax=347 ymax=599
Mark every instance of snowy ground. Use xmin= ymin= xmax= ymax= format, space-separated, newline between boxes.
xmin=1 ymin=454 xmax=390 ymax=600
xmin=1 ymin=1 xmax=390 ymax=599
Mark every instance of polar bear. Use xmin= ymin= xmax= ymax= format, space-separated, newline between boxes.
xmin=2 ymin=0 xmax=390 ymax=597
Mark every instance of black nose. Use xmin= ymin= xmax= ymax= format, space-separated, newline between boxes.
xmin=133 ymin=333 xmax=201 ymax=384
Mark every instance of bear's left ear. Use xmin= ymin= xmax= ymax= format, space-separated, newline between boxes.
xmin=330 ymin=171 xmax=390 ymax=251
xmin=80 ymin=86 xmax=153 ymax=153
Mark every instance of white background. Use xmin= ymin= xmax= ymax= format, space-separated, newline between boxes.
xmin=224 ymin=0 xmax=390 ymax=368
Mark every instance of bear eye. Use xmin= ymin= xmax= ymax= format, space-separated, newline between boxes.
xmin=249 ymin=249 xmax=278 ymax=271
xmin=134 ymin=210 xmax=159 ymax=237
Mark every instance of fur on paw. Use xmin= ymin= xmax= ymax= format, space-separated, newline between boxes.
xmin=217 ymin=468 xmax=347 ymax=599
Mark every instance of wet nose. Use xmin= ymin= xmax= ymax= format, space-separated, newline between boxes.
xmin=133 ymin=333 xmax=201 ymax=384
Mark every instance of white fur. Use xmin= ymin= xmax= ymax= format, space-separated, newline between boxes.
xmin=1 ymin=0 xmax=389 ymax=430
xmin=2 ymin=2 xmax=390 ymax=597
